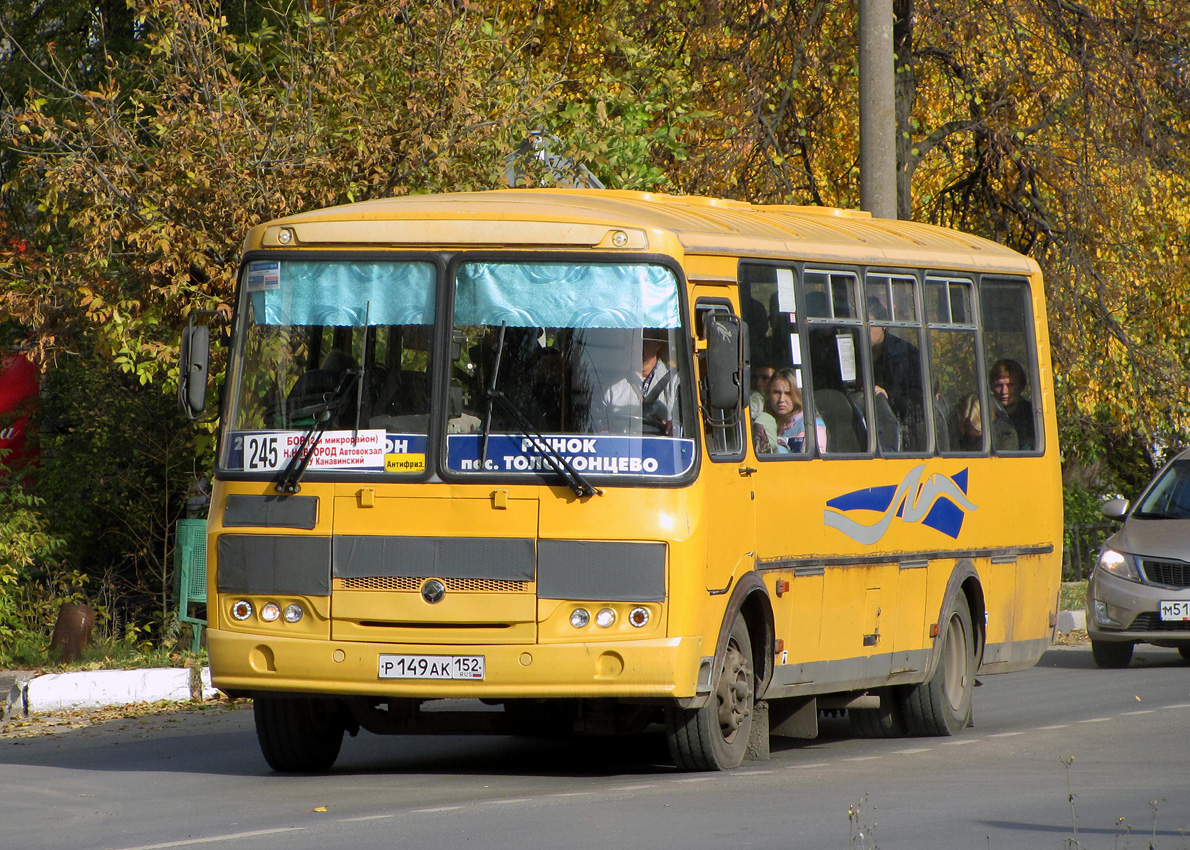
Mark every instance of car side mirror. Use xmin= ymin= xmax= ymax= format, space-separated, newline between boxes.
xmin=179 ymin=319 xmax=211 ymax=419
xmin=1100 ymin=498 xmax=1129 ymax=520
xmin=705 ymin=313 xmax=743 ymax=410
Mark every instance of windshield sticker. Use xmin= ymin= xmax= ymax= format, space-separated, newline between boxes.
xmin=384 ymin=434 xmax=427 ymax=473
xmin=448 ymin=434 xmax=696 ymax=477
xmin=824 ymin=466 xmax=977 ymax=545
xmin=245 ymin=261 xmax=281 ymax=291
xmin=231 ymin=430 xmax=388 ymax=472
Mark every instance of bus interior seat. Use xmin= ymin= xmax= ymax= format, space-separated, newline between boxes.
xmin=814 ymin=389 xmax=864 ymax=452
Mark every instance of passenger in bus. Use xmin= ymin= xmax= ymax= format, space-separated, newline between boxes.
xmin=954 ymin=393 xmax=1018 ymax=452
xmin=750 ymin=362 xmax=777 ymax=414
xmin=750 ymin=362 xmax=778 ymax=453
xmin=989 ymin=359 xmax=1035 ymax=450
xmin=765 ymin=367 xmax=826 ymax=454
xmin=602 ymin=329 xmax=679 ymax=436
xmin=867 ymin=297 xmax=924 ymax=439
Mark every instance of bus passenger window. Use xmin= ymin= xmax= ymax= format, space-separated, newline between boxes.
xmin=926 ymin=277 xmax=982 ymax=455
xmin=804 ymin=270 xmax=869 ymax=454
xmin=739 ymin=263 xmax=815 ymax=457
xmin=695 ymin=302 xmax=745 ymax=457
xmin=865 ymin=274 xmax=928 ymax=453
xmin=981 ymin=278 xmax=1042 ymax=453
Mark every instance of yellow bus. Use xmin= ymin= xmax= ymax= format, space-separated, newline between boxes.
xmin=179 ymin=189 xmax=1063 ymax=772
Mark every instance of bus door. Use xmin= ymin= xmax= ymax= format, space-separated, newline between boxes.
xmin=693 ymin=294 xmax=756 ymax=594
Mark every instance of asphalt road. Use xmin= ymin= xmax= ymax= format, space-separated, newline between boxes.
xmin=2 ymin=644 xmax=1188 ymax=850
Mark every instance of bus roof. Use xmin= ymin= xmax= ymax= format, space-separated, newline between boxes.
xmin=247 ymin=189 xmax=1039 ymax=275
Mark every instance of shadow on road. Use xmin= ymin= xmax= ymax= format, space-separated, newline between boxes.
xmin=1036 ymin=644 xmax=1190 ymax=670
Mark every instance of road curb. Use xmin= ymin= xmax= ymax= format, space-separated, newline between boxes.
xmin=1055 ymin=609 xmax=1086 ymax=634
xmin=3 ymin=667 xmax=217 ymax=720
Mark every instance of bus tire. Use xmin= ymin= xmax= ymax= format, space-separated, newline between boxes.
xmin=254 ymin=696 xmax=345 ymax=772
xmin=898 ymin=601 xmax=974 ymax=736
xmin=665 ymin=616 xmax=754 ymax=770
xmin=1091 ymin=639 xmax=1134 ymax=668
xmin=849 ymin=696 xmax=905 ymax=738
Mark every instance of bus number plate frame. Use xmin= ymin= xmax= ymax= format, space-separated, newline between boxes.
xmin=378 ymin=654 xmax=486 ymax=680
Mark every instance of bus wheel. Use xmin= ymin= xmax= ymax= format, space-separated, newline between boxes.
xmin=254 ymin=696 xmax=345 ymax=772
xmin=899 ymin=602 xmax=974 ymax=736
xmin=665 ymin=616 xmax=754 ymax=770
xmin=1091 ymin=639 xmax=1134 ymax=668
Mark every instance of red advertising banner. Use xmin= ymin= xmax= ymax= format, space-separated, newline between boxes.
xmin=0 ymin=351 xmax=38 ymax=469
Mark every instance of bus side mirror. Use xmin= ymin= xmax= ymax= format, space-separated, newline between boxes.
xmin=179 ymin=321 xmax=211 ymax=419
xmin=705 ymin=313 xmax=743 ymax=410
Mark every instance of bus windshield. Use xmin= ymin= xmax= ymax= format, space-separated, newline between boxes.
xmin=446 ymin=261 xmax=693 ymax=478
xmin=222 ymin=257 xmax=696 ymax=481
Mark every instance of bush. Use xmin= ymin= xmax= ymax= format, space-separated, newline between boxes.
xmin=0 ymin=477 xmax=85 ymax=664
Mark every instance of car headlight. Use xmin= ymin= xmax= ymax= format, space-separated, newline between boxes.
xmin=1097 ymin=548 xmax=1141 ymax=583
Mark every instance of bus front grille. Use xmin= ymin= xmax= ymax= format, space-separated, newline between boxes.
xmin=337 ymin=576 xmax=530 ymax=593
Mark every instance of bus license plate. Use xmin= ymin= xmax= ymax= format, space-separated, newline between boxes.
xmin=378 ymin=654 xmax=485 ymax=680
xmin=1159 ymin=600 xmax=1190 ymax=622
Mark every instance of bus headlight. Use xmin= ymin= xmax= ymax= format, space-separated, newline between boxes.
xmin=260 ymin=602 xmax=281 ymax=622
xmin=230 ymin=600 xmax=253 ymax=621
xmin=284 ymin=603 xmax=304 ymax=623
xmin=628 ymin=607 xmax=650 ymax=628
xmin=595 ymin=608 xmax=616 ymax=628
xmin=570 ymin=608 xmax=590 ymax=628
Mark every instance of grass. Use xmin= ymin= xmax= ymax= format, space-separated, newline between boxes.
xmin=1 ymin=625 xmax=205 ymax=674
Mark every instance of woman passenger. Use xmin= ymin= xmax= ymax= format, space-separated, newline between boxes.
xmin=766 ymin=367 xmax=827 ymax=453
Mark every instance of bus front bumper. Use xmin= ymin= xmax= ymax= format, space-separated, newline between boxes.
xmin=208 ymin=629 xmax=708 ymax=702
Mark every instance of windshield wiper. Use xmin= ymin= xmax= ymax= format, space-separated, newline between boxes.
xmin=478 ymin=323 xmax=600 ymax=499
xmin=487 ymin=388 xmax=602 ymax=499
xmin=275 ymin=369 xmax=360 ymax=495
xmin=478 ymin=323 xmax=508 ymax=470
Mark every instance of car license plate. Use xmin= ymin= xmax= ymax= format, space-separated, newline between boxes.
xmin=1159 ymin=600 xmax=1190 ymax=622
xmin=378 ymin=654 xmax=485 ymax=680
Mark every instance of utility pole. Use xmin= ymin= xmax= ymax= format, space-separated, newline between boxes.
xmin=858 ymin=0 xmax=897 ymax=219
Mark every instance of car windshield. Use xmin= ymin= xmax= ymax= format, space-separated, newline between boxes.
xmin=447 ymin=261 xmax=695 ymax=479
xmin=1133 ymin=459 xmax=1190 ymax=519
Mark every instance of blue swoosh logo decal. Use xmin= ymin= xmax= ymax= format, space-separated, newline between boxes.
xmin=824 ymin=465 xmax=977 ymax=545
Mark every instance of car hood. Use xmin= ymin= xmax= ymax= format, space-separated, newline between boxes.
xmin=1109 ymin=518 xmax=1190 ymax=562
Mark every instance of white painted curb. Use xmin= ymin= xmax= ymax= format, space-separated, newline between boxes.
xmin=1055 ymin=609 xmax=1086 ymax=634
xmin=19 ymin=668 xmax=217 ymax=715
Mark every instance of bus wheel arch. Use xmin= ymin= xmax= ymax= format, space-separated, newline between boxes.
xmin=898 ymin=566 xmax=981 ymax=736
xmin=665 ymin=575 xmax=773 ymax=770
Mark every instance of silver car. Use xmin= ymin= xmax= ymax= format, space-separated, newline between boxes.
xmin=1086 ymin=448 xmax=1190 ymax=668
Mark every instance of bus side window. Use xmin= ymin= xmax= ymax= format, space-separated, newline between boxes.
xmin=981 ymin=277 xmax=1043 ymax=453
xmin=695 ymin=301 xmax=745 ymax=458
xmin=865 ymin=273 xmax=929 ymax=453
xmin=926 ymin=277 xmax=984 ymax=455
xmin=804 ymin=270 xmax=870 ymax=455
xmin=738 ymin=264 xmax=817 ymax=456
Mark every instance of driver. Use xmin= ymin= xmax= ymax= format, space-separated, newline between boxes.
xmin=602 ymin=329 xmax=680 ymax=436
